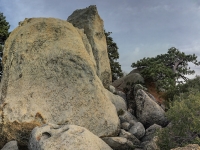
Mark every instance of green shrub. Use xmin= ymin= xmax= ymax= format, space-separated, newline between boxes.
xmin=157 ymin=89 xmax=200 ymax=149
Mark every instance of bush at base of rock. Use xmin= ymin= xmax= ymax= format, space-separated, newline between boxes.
xmin=157 ymin=90 xmax=200 ymax=150
xmin=170 ymin=144 xmax=200 ymax=150
xmin=141 ymin=124 xmax=162 ymax=142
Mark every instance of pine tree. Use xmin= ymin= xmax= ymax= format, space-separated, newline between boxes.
xmin=0 ymin=12 xmax=10 ymax=44
xmin=105 ymin=31 xmax=123 ymax=81
xmin=131 ymin=47 xmax=200 ymax=91
xmin=0 ymin=12 xmax=10 ymax=79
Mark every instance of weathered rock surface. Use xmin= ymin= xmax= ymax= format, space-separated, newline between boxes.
xmin=0 ymin=18 xmax=119 ymax=147
xmin=121 ymin=122 xmax=131 ymax=131
xmin=141 ymin=136 xmax=159 ymax=150
xmin=128 ymin=122 xmax=145 ymax=139
xmin=135 ymin=89 xmax=168 ymax=127
xmin=119 ymin=110 xmax=136 ymax=123
xmin=1 ymin=141 xmax=18 ymax=150
xmin=119 ymin=129 xmax=140 ymax=146
xmin=109 ymin=85 xmax=116 ymax=94
xmin=29 ymin=124 xmax=112 ymax=150
xmin=170 ymin=144 xmax=200 ymax=150
xmin=112 ymin=72 xmax=144 ymax=91
xmin=105 ymin=90 xmax=127 ymax=112
xmin=67 ymin=5 xmax=111 ymax=88
xmin=141 ymin=124 xmax=162 ymax=142
xmin=116 ymin=91 xmax=126 ymax=100
xmin=102 ymin=137 xmax=134 ymax=150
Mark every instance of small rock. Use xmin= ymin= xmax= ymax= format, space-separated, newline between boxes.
xmin=141 ymin=137 xmax=160 ymax=150
xmin=116 ymin=91 xmax=126 ymax=100
xmin=129 ymin=119 xmax=138 ymax=126
xmin=141 ymin=124 xmax=162 ymax=142
xmin=119 ymin=111 xmax=135 ymax=123
xmin=121 ymin=122 xmax=131 ymax=131
xmin=105 ymin=90 xmax=127 ymax=111
xmin=102 ymin=137 xmax=134 ymax=150
xmin=119 ymin=129 xmax=140 ymax=146
xmin=1 ymin=141 xmax=18 ymax=150
xmin=109 ymin=85 xmax=116 ymax=94
xmin=128 ymin=122 xmax=145 ymax=139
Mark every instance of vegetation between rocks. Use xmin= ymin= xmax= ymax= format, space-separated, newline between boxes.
xmin=157 ymin=76 xmax=200 ymax=149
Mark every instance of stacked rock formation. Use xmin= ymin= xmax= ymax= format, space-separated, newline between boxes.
xmin=0 ymin=6 xmax=118 ymax=148
xmin=67 ymin=5 xmax=112 ymax=89
xmin=0 ymin=5 xmax=191 ymax=150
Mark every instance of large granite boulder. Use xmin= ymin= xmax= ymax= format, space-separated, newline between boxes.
xmin=112 ymin=72 xmax=144 ymax=91
xmin=135 ymin=89 xmax=168 ymax=128
xmin=0 ymin=17 xmax=119 ymax=147
xmin=67 ymin=5 xmax=111 ymax=88
xmin=29 ymin=124 xmax=112 ymax=150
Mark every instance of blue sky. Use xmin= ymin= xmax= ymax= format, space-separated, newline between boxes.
xmin=1 ymin=0 xmax=200 ymax=78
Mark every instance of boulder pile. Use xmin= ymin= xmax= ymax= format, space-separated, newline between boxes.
xmin=0 ymin=5 xmax=118 ymax=148
xmin=0 ymin=5 xmax=187 ymax=150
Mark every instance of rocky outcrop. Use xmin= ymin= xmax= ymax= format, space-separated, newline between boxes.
xmin=135 ymin=89 xmax=168 ymax=127
xmin=67 ymin=5 xmax=111 ymax=88
xmin=112 ymin=72 xmax=144 ymax=91
xmin=29 ymin=124 xmax=112 ymax=150
xmin=0 ymin=17 xmax=119 ymax=147
xmin=170 ymin=144 xmax=200 ymax=150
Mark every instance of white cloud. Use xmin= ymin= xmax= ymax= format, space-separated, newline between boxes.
xmin=133 ymin=47 xmax=140 ymax=54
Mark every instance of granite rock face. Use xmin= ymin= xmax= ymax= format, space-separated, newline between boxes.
xmin=0 ymin=17 xmax=119 ymax=147
xmin=29 ymin=124 xmax=112 ymax=150
xmin=67 ymin=5 xmax=111 ymax=88
xmin=135 ymin=89 xmax=168 ymax=128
